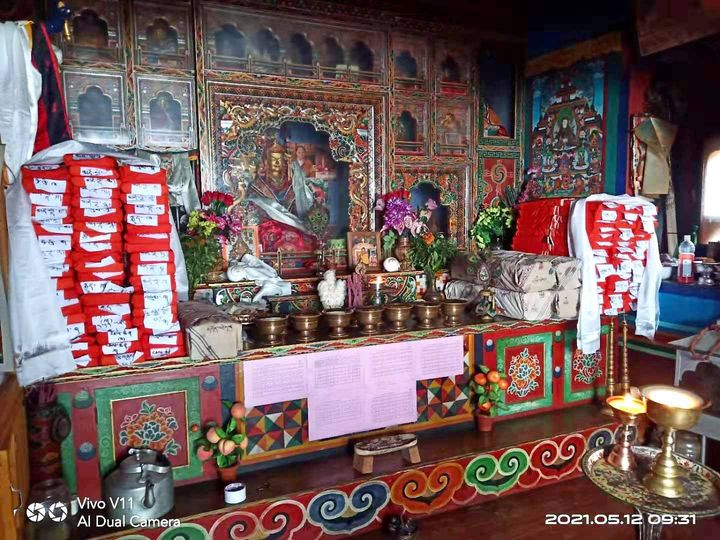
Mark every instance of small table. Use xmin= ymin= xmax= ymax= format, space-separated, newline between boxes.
xmin=582 ymin=446 xmax=720 ymax=540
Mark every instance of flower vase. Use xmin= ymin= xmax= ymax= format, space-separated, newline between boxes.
xmin=205 ymin=237 xmax=227 ymax=283
xmin=394 ymin=237 xmax=413 ymax=271
xmin=474 ymin=410 xmax=494 ymax=432
xmin=423 ymin=269 xmax=445 ymax=303
xmin=218 ymin=465 xmax=238 ymax=484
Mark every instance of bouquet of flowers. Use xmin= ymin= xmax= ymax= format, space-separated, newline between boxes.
xmin=408 ymin=198 xmax=457 ymax=273
xmin=182 ymin=191 xmax=243 ymax=293
xmin=470 ymin=203 xmax=514 ymax=252
xmin=376 ymin=189 xmax=420 ymax=253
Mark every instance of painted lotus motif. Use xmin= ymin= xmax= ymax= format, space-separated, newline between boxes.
xmin=572 ymin=349 xmax=603 ymax=385
xmin=507 ymin=347 xmax=541 ymax=398
xmin=119 ymin=399 xmax=181 ymax=456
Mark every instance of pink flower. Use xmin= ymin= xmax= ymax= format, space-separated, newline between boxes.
xmin=426 ymin=198 xmax=438 ymax=210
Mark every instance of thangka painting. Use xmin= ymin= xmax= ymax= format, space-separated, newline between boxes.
xmin=527 ymin=59 xmax=605 ymax=199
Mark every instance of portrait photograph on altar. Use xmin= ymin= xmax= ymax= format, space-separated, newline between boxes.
xmin=1 ymin=1 xmax=720 ymax=539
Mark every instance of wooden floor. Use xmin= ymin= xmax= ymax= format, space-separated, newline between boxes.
xmin=357 ymin=477 xmax=720 ymax=540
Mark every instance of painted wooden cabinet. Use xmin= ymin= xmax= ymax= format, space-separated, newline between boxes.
xmin=478 ymin=322 xmax=610 ymax=417
xmin=55 ymin=365 xmax=222 ymax=499
xmin=0 ymin=376 xmax=29 ymax=540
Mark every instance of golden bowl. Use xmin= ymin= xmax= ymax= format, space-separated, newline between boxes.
xmin=290 ymin=312 xmax=322 ymax=342
xmin=414 ymin=302 xmax=441 ymax=329
xmin=324 ymin=310 xmax=353 ymax=338
xmin=355 ymin=306 xmax=384 ymax=335
xmin=253 ymin=315 xmax=288 ymax=345
xmin=442 ymin=299 xmax=467 ymax=326
xmin=641 ymin=385 xmax=709 ymax=430
xmin=384 ymin=303 xmax=414 ymax=331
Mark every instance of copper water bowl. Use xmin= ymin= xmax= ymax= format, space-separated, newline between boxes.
xmin=384 ymin=303 xmax=414 ymax=331
xmin=290 ymin=312 xmax=322 ymax=342
xmin=442 ymin=299 xmax=467 ymax=326
xmin=254 ymin=315 xmax=288 ymax=345
xmin=414 ymin=302 xmax=441 ymax=329
xmin=324 ymin=310 xmax=353 ymax=338
xmin=355 ymin=306 xmax=384 ymax=335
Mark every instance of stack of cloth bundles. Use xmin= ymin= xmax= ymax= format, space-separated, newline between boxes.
xmin=120 ymin=164 xmax=185 ymax=361
xmin=488 ymin=251 xmax=582 ymax=320
xmin=21 ymin=163 xmax=89 ymax=363
xmin=583 ymin=200 xmax=656 ymax=316
xmin=66 ymin=154 xmax=138 ymax=367
xmin=512 ymin=198 xmax=574 ymax=256
xmin=445 ymin=250 xmax=582 ymax=321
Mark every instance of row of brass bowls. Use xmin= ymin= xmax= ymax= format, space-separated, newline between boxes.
xmin=253 ymin=299 xmax=469 ymax=344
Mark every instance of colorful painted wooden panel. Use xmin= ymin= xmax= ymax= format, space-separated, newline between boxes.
xmin=95 ymin=378 xmax=202 ymax=480
xmin=245 ymin=399 xmax=308 ymax=456
xmin=110 ymin=423 xmax=619 ymax=539
xmin=479 ymin=155 xmax=518 ymax=207
xmin=563 ymin=326 xmax=609 ymax=403
xmin=526 ymin=59 xmax=606 ymax=199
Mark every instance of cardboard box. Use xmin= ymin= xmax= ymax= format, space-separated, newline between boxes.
xmin=178 ymin=301 xmax=244 ymax=360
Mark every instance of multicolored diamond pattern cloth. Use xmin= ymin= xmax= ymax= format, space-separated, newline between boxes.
xmin=507 ymin=347 xmax=541 ymax=398
xmin=245 ymin=399 xmax=307 ymax=455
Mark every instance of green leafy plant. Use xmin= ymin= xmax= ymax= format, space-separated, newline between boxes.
xmin=470 ymin=366 xmax=509 ymax=417
xmin=181 ymin=235 xmax=221 ymax=296
xmin=408 ymin=233 xmax=458 ymax=273
xmin=470 ymin=203 xmax=514 ymax=252
xmin=195 ymin=401 xmax=248 ymax=469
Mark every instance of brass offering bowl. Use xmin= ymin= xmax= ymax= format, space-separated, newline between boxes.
xmin=442 ymin=299 xmax=467 ymax=326
xmin=606 ymin=395 xmax=647 ymax=471
xmin=355 ymin=306 xmax=384 ymax=335
xmin=324 ymin=310 xmax=353 ymax=338
xmin=290 ymin=312 xmax=322 ymax=342
xmin=253 ymin=315 xmax=288 ymax=345
xmin=384 ymin=303 xmax=414 ymax=332
xmin=414 ymin=302 xmax=441 ymax=329
xmin=640 ymin=384 xmax=710 ymax=498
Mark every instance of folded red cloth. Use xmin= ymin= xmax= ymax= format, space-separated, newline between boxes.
xmin=122 ymin=193 xmax=169 ymax=206
xmin=124 ymin=232 xmax=171 ymax=244
xmin=22 ymin=177 xmax=69 ymax=194
xmin=129 ymin=261 xmax=176 ymax=277
xmin=70 ymin=176 xmax=119 ymax=190
xmin=34 ymin=222 xmax=73 ymax=236
xmin=101 ymin=341 xmax=143 ymax=356
xmin=22 ymin=163 xmax=68 ymax=179
xmin=61 ymin=303 xmax=83 ymax=317
xmin=124 ymin=204 xmax=168 ymax=216
xmin=132 ymin=291 xmax=177 ymax=310
xmin=77 ymin=270 xmax=126 ymax=283
xmin=77 ymin=187 xmax=121 ymax=200
xmin=74 ymin=241 xmax=123 ymax=253
xmin=72 ymin=207 xmax=124 ymax=222
xmin=79 ymin=279 xmax=126 ymax=294
xmin=72 ymin=255 xmax=124 ymax=272
xmin=64 ymin=154 xmax=117 ymax=169
xmin=120 ymin=182 xmax=167 ymax=196
xmin=145 ymin=331 xmax=184 ymax=348
xmin=73 ymin=231 xmax=123 ymax=245
xmin=41 ymin=250 xmax=72 ymax=265
xmin=100 ymin=351 xmax=145 ymax=367
xmin=124 ymin=241 xmax=171 ymax=253
xmin=95 ymin=327 xmax=139 ymax=346
xmin=28 ymin=192 xmax=71 ymax=207
xmin=129 ymin=251 xmax=172 ymax=264
xmin=129 ymin=274 xmax=175 ymax=293
xmin=32 ymin=205 xmax=70 ymax=222
xmin=74 ymin=354 xmax=99 ymax=368
xmin=73 ymin=221 xmax=121 ymax=234
xmin=80 ymin=292 xmax=131 ymax=307
xmin=68 ymin=165 xmax=118 ymax=178
xmin=74 ymin=197 xmax=122 ymax=211
xmin=512 ymin=198 xmax=573 ymax=256
xmin=85 ymin=303 xmax=131 ymax=317
xmin=46 ymin=264 xmax=73 ymax=279
xmin=125 ymin=213 xmax=170 ymax=226
xmin=144 ymin=344 xmax=186 ymax=360
xmin=52 ymin=276 xmax=77 ymax=290
xmin=119 ymin=164 xmax=166 ymax=183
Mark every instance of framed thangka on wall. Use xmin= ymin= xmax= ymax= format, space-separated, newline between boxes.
xmin=205 ymin=84 xmax=383 ymax=276
xmin=526 ymin=59 xmax=606 ymax=199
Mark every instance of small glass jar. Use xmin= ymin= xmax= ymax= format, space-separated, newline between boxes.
xmin=25 ymin=478 xmax=73 ymax=540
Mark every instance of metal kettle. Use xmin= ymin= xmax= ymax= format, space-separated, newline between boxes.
xmin=103 ymin=448 xmax=174 ymax=522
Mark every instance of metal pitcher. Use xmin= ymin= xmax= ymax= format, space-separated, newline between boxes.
xmin=103 ymin=448 xmax=174 ymax=522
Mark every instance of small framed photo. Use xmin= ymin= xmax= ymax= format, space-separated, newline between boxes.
xmin=347 ymin=231 xmax=382 ymax=271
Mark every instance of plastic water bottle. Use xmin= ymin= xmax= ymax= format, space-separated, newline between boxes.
xmin=677 ymin=235 xmax=695 ymax=284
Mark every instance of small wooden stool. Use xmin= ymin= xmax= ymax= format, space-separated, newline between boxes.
xmin=353 ymin=434 xmax=420 ymax=474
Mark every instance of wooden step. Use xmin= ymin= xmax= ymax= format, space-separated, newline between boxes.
xmin=82 ymin=405 xmax=617 ymax=539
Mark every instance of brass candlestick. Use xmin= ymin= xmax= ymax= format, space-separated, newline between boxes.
xmin=606 ymin=395 xmax=647 ymax=471
xmin=601 ymin=319 xmax=617 ymax=416
xmin=619 ymin=316 xmax=631 ymax=395
xmin=641 ymin=385 xmax=709 ymax=498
